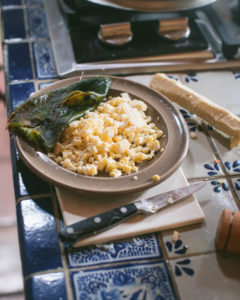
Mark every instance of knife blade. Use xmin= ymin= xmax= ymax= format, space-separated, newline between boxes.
xmin=59 ymin=182 xmax=206 ymax=245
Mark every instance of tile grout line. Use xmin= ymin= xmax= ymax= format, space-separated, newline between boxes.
xmin=50 ymin=188 xmax=75 ymax=300
xmin=157 ymin=231 xmax=181 ymax=299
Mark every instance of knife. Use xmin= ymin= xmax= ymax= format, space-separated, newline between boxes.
xmin=59 ymin=182 xmax=206 ymax=245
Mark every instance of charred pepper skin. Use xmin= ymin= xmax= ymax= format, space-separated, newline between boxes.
xmin=7 ymin=77 xmax=112 ymax=153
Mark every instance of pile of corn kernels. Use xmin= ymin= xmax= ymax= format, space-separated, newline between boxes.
xmin=48 ymin=93 xmax=164 ymax=177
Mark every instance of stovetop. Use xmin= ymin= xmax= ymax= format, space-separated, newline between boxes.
xmin=44 ymin=0 xmax=240 ymax=77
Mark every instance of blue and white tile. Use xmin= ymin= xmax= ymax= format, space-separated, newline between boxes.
xmin=162 ymin=180 xmax=238 ymax=255
xmin=182 ymin=71 xmax=240 ymax=115
xmin=181 ymin=127 xmax=222 ymax=178
xmin=169 ymin=253 xmax=240 ymax=300
xmin=231 ymin=177 xmax=240 ymax=201
xmin=7 ymin=43 xmax=33 ymax=81
xmin=27 ymin=5 xmax=49 ymax=39
xmin=211 ymin=138 xmax=240 ymax=175
xmin=71 ymin=261 xmax=177 ymax=300
xmin=67 ymin=233 xmax=163 ymax=268
xmin=32 ymin=41 xmax=57 ymax=79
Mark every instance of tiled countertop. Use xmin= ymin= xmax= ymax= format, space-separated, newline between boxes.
xmin=2 ymin=1 xmax=240 ymax=299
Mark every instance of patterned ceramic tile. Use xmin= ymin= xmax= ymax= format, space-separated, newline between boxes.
xmin=25 ymin=272 xmax=67 ymax=300
xmin=7 ymin=43 xmax=33 ymax=81
xmin=9 ymin=82 xmax=35 ymax=111
xmin=181 ymin=71 xmax=240 ymax=115
xmin=27 ymin=6 xmax=49 ymax=39
xmin=16 ymin=197 xmax=62 ymax=276
xmin=2 ymin=9 xmax=26 ymax=40
xmin=32 ymin=41 xmax=57 ymax=79
xmin=162 ymin=180 xmax=238 ymax=256
xmin=67 ymin=233 xmax=163 ymax=268
xmin=231 ymin=177 xmax=240 ymax=201
xmin=210 ymin=138 xmax=240 ymax=175
xmin=71 ymin=261 xmax=177 ymax=300
xmin=169 ymin=253 xmax=240 ymax=300
xmin=181 ymin=123 xmax=222 ymax=178
xmin=10 ymin=140 xmax=50 ymax=199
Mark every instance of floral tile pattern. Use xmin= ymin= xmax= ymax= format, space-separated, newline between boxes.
xmin=67 ymin=234 xmax=163 ymax=268
xmin=71 ymin=261 xmax=177 ymax=300
xmin=162 ymin=181 xmax=238 ymax=256
xmin=169 ymin=253 xmax=240 ymax=300
xmin=27 ymin=6 xmax=49 ymax=39
xmin=32 ymin=41 xmax=57 ymax=79
xmin=231 ymin=177 xmax=240 ymax=201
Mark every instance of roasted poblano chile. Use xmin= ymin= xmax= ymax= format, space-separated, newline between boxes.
xmin=8 ymin=77 xmax=112 ymax=153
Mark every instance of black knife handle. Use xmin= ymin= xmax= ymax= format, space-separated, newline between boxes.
xmin=59 ymin=202 xmax=139 ymax=245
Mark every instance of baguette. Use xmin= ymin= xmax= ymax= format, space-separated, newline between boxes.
xmin=150 ymin=73 xmax=240 ymax=148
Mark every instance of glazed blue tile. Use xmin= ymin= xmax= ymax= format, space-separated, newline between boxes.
xmin=9 ymin=82 xmax=35 ymax=111
xmin=27 ymin=6 xmax=49 ymax=39
xmin=32 ymin=41 xmax=57 ymax=79
xmin=8 ymin=43 xmax=33 ymax=81
xmin=25 ymin=272 xmax=67 ymax=300
xmin=67 ymin=233 xmax=163 ymax=268
xmin=71 ymin=261 xmax=177 ymax=299
xmin=2 ymin=9 xmax=26 ymax=40
xmin=10 ymin=140 xmax=50 ymax=198
xmin=2 ymin=0 xmax=22 ymax=6
xmin=24 ymin=0 xmax=43 ymax=4
xmin=17 ymin=197 xmax=62 ymax=276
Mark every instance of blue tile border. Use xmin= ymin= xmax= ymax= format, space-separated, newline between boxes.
xmin=8 ymin=43 xmax=33 ymax=81
xmin=67 ymin=233 xmax=163 ymax=268
xmin=17 ymin=197 xmax=62 ymax=276
xmin=71 ymin=261 xmax=177 ymax=300
xmin=23 ymin=0 xmax=43 ymax=5
xmin=2 ymin=9 xmax=26 ymax=40
xmin=27 ymin=6 xmax=49 ymax=39
xmin=25 ymin=272 xmax=67 ymax=300
xmin=9 ymin=81 xmax=35 ymax=111
xmin=32 ymin=41 xmax=57 ymax=79
xmin=2 ymin=0 xmax=22 ymax=6
xmin=10 ymin=139 xmax=50 ymax=199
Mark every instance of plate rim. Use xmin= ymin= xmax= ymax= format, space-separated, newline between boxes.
xmin=14 ymin=75 xmax=189 ymax=195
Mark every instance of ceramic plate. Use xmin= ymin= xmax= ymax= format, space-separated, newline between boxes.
xmin=15 ymin=75 xmax=189 ymax=195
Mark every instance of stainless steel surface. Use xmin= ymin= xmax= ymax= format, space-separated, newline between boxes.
xmin=44 ymin=0 xmax=240 ymax=77
xmin=85 ymin=0 xmax=216 ymax=12
xmin=135 ymin=182 xmax=206 ymax=213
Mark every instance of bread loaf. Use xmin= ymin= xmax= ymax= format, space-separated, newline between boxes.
xmin=150 ymin=73 xmax=240 ymax=148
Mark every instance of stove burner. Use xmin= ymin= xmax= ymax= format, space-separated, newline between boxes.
xmin=44 ymin=0 xmax=240 ymax=77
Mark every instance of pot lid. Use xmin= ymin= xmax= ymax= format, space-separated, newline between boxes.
xmin=86 ymin=0 xmax=216 ymax=12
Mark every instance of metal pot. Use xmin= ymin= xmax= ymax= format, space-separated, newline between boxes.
xmin=83 ymin=0 xmax=216 ymax=12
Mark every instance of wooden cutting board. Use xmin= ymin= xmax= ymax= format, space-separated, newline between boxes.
xmin=56 ymin=168 xmax=205 ymax=247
